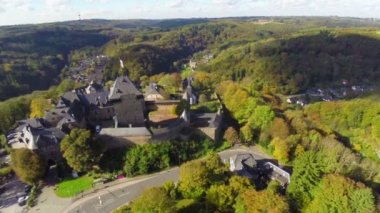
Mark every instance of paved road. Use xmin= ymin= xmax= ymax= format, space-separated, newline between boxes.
xmin=64 ymin=146 xmax=273 ymax=213
xmin=0 ymin=176 xmax=26 ymax=213
xmin=65 ymin=169 xmax=180 ymax=213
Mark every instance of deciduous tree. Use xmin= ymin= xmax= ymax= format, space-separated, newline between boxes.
xmin=235 ymin=190 xmax=289 ymax=213
xmin=249 ymin=105 xmax=275 ymax=129
xmin=223 ymin=127 xmax=240 ymax=145
xmin=271 ymin=137 xmax=290 ymax=163
xmin=131 ymin=187 xmax=176 ymax=213
xmin=11 ymin=148 xmax=45 ymax=184
xmin=206 ymin=184 xmax=234 ymax=211
xmin=60 ymin=129 xmax=99 ymax=172
xmin=240 ymin=123 xmax=254 ymax=144
xmin=306 ymin=174 xmax=375 ymax=213
xmin=178 ymin=160 xmax=209 ymax=199
xmin=30 ymin=98 xmax=52 ymax=118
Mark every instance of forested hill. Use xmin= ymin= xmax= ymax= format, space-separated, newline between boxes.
xmin=0 ymin=26 xmax=112 ymax=100
xmin=202 ymin=30 xmax=380 ymax=94
xmin=2 ymin=17 xmax=380 ymax=100
xmin=0 ymin=18 xmax=211 ymax=100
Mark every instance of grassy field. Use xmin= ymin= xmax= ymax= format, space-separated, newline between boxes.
xmin=55 ymin=175 xmax=94 ymax=198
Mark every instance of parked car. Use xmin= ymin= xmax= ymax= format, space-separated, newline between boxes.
xmin=17 ymin=195 xmax=29 ymax=206
xmin=95 ymin=125 xmax=102 ymax=133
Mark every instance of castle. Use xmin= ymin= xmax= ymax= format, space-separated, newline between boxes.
xmin=7 ymin=75 xmax=223 ymax=162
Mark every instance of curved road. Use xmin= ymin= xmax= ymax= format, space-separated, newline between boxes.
xmin=64 ymin=147 xmax=272 ymax=213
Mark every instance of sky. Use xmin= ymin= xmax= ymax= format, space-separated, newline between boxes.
xmin=0 ymin=0 xmax=380 ymax=26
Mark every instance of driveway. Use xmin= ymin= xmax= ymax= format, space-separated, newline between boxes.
xmin=0 ymin=176 xmax=26 ymax=213
xmin=63 ymin=146 xmax=273 ymax=213
xmin=28 ymin=166 xmax=71 ymax=213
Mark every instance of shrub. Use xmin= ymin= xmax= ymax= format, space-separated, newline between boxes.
xmin=223 ymin=127 xmax=240 ymax=145
xmin=198 ymin=94 xmax=209 ymax=103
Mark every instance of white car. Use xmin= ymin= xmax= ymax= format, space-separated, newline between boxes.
xmin=17 ymin=195 xmax=29 ymax=206
xmin=95 ymin=125 xmax=101 ymax=133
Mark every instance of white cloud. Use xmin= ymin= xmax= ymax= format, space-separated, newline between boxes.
xmin=84 ymin=0 xmax=111 ymax=3
xmin=81 ymin=9 xmax=112 ymax=18
xmin=213 ymin=0 xmax=241 ymax=5
xmin=167 ymin=0 xmax=189 ymax=8
xmin=0 ymin=0 xmax=29 ymax=8
xmin=0 ymin=0 xmax=34 ymax=12
xmin=45 ymin=0 xmax=71 ymax=11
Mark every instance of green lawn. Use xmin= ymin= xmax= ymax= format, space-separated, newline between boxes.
xmin=55 ymin=176 xmax=94 ymax=197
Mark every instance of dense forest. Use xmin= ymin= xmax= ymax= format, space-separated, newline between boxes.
xmin=2 ymin=17 xmax=380 ymax=100
xmin=1 ymin=17 xmax=380 ymax=212
xmin=203 ymin=30 xmax=380 ymax=94
xmin=0 ymin=26 xmax=111 ymax=100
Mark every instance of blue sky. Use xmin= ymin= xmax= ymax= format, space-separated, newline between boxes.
xmin=0 ymin=0 xmax=380 ymax=26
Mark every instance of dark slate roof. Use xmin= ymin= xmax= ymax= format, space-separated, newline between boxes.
xmin=191 ymin=113 xmax=222 ymax=128
xmin=109 ymin=76 xmax=142 ymax=100
xmin=44 ymin=107 xmax=70 ymax=125
xmin=113 ymin=94 xmax=146 ymax=127
xmin=85 ymin=81 xmax=104 ymax=94
xmin=60 ymin=90 xmax=81 ymax=107
xmin=8 ymin=123 xmax=65 ymax=150
xmin=31 ymin=127 xmax=65 ymax=149
xmin=82 ymin=91 xmax=109 ymax=107
xmin=67 ymin=100 xmax=85 ymax=122
xmin=34 ymin=127 xmax=65 ymax=139
xmin=145 ymin=83 xmax=161 ymax=96
xmin=16 ymin=118 xmax=46 ymax=129
xmin=51 ymin=99 xmax=85 ymax=127
xmin=233 ymin=154 xmax=257 ymax=171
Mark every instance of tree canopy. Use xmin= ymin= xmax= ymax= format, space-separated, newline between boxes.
xmin=306 ymin=174 xmax=375 ymax=213
xmin=11 ymin=148 xmax=45 ymax=185
xmin=131 ymin=187 xmax=176 ymax=213
xmin=60 ymin=128 xmax=99 ymax=172
xmin=234 ymin=189 xmax=290 ymax=213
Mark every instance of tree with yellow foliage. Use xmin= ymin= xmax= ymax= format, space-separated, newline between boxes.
xmin=234 ymin=189 xmax=289 ymax=213
xmin=271 ymin=137 xmax=290 ymax=163
xmin=29 ymin=98 xmax=52 ymax=118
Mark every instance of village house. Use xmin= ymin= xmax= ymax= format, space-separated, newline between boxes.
xmin=7 ymin=75 xmax=148 ymax=160
xmin=190 ymin=110 xmax=223 ymax=141
xmin=144 ymin=83 xmax=168 ymax=101
xmin=7 ymin=119 xmax=65 ymax=163
xmin=229 ymin=153 xmax=291 ymax=187
xmin=229 ymin=154 xmax=258 ymax=179
xmin=7 ymin=74 xmax=206 ymax=160
xmin=7 ymin=72 xmax=226 ymax=162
